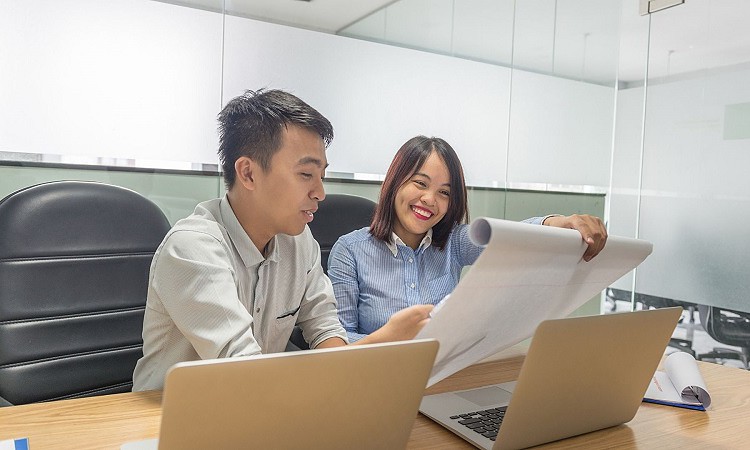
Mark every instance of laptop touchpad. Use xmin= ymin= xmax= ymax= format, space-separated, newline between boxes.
xmin=456 ymin=386 xmax=513 ymax=408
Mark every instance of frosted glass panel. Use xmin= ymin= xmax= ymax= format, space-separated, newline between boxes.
xmin=0 ymin=0 xmax=222 ymax=167
xmin=636 ymin=1 xmax=750 ymax=312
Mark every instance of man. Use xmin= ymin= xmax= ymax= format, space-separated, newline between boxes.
xmin=132 ymin=89 xmax=432 ymax=391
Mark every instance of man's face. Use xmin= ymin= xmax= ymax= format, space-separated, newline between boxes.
xmin=253 ymin=124 xmax=327 ymax=239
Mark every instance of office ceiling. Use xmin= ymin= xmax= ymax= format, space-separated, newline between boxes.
xmin=160 ymin=0 xmax=395 ymax=32
xmin=161 ymin=0 xmax=750 ymax=85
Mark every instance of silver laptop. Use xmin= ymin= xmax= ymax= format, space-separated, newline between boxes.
xmin=123 ymin=339 xmax=438 ymax=450
xmin=419 ymin=307 xmax=681 ymax=450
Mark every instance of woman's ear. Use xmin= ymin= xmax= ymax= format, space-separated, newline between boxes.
xmin=234 ymin=157 xmax=257 ymax=190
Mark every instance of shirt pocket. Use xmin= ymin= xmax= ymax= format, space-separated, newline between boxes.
xmin=276 ymin=304 xmax=301 ymax=321
xmin=425 ymin=273 xmax=457 ymax=304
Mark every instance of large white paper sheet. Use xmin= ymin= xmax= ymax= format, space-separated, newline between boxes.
xmin=416 ymin=217 xmax=653 ymax=386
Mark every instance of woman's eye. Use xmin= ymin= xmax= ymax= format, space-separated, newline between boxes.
xmin=413 ymin=180 xmax=426 ymax=187
xmin=440 ymin=190 xmax=450 ymax=197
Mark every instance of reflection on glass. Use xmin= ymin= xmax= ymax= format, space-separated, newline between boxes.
xmin=508 ymin=0 xmax=620 ymax=191
xmin=342 ymin=0 xmax=620 ymax=86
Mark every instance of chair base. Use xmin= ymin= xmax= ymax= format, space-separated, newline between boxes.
xmin=668 ymin=338 xmax=696 ymax=357
xmin=697 ymin=347 xmax=750 ymax=370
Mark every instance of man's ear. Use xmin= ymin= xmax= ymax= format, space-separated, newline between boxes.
xmin=234 ymin=157 xmax=258 ymax=190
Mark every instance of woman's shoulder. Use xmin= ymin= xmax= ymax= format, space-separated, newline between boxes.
xmin=449 ymin=222 xmax=471 ymax=240
xmin=445 ymin=222 xmax=478 ymax=253
xmin=336 ymin=226 xmax=373 ymax=245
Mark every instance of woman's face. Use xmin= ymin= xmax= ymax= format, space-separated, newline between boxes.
xmin=392 ymin=151 xmax=451 ymax=249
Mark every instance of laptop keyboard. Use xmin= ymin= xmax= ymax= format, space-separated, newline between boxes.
xmin=450 ymin=406 xmax=507 ymax=441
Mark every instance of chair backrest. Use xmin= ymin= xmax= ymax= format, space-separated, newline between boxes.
xmin=698 ymin=305 xmax=750 ymax=348
xmin=307 ymin=193 xmax=376 ymax=274
xmin=287 ymin=194 xmax=376 ymax=351
xmin=0 ymin=181 xmax=171 ymax=406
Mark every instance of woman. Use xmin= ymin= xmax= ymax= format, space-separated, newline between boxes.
xmin=328 ymin=136 xmax=606 ymax=342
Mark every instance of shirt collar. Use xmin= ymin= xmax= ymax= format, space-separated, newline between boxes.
xmin=385 ymin=228 xmax=433 ymax=256
xmin=220 ymin=194 xmax=278 ymax=268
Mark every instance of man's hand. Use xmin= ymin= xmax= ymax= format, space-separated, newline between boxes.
xmin=356 ymin=304 xmax=434 ymax=345
xmin=543 ymin=214 xmax=607 ymax=262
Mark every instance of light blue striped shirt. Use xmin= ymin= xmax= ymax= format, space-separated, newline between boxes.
xmin=328 ymin=218 xmax=543 ymax=342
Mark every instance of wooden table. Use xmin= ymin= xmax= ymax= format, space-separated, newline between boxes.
xmin=1 ymin=356 xmax=749 ymax=449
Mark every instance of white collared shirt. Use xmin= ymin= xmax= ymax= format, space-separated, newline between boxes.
xmin=385 ymin=228 xmax=433 ymax=256
xmin=133 ymin=195 xmax=346 ymax=391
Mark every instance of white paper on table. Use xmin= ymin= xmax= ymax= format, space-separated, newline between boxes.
xmin=415 ymin=217 xmax=653 ymax=387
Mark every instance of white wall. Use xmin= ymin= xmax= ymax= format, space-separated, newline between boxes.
xmin=1 ymin=0 xmax=615 ymax=189
xmin=0 ymin=0 xmax=222 ymax=168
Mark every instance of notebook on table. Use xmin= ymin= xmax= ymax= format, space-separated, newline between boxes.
xmin=122 ymin=339 xmax=438 ymax=450
xmin=419 ymin=307 xmax=682 ymax=450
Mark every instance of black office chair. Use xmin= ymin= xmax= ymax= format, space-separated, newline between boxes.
xmin=307 ymin=193 xmax=377 ymax=274
xmin=697 ymin=305 xmax=750 ymax=369
xmin=287 ymin=193 xmax=377 ymax=351
xmin=0 ymin=181 xmax=171 ymax=406
xmin=636 ymin=292 xmax=698 ymax=356
xmin=606 ymin=288 xmax=697 ymax=356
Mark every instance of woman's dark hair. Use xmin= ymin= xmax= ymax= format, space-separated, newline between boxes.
xmin=217 ymin=89 xmax=333 ymax=189
xmin=370 ymin=136 xmax=469 ymax=250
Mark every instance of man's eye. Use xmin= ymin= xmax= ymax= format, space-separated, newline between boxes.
xmin=301 ymin=173 xmax=312 ymax=179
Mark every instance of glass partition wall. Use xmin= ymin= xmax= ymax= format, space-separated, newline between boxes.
xmin=341 ymin=0 xmax=621 ymax=317
xmin=608 ymin=0 xmax=750 ymax=368
xmin=342 ymin=0 xmax=750 ymax=362
xmin=636 ymin=0 xmax=750 ymax=313
xmin=2 ymin=1 xmax=748 ymax=350
xmin=611 ymin=0 xmax=750 ymax=314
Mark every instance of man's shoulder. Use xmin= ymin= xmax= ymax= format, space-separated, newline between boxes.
xmin=162 ymin=199 xmax=226 ymax=248
xmin=170 ymin=216 xmax=222 ymax=241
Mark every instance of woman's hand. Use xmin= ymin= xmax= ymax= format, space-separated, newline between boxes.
xmin=358 ymin=304 xmax=434 ymax=344
xmin=544 ymin=214 xmax=608 ymax=261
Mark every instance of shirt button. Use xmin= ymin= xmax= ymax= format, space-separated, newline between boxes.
xmin=256 ymin=307 xmax=261 ymax=313
xmin=408 ymin=258 xmax=413 ymax=263
xmin=410 ymin=283 xmax=416 ymax=289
